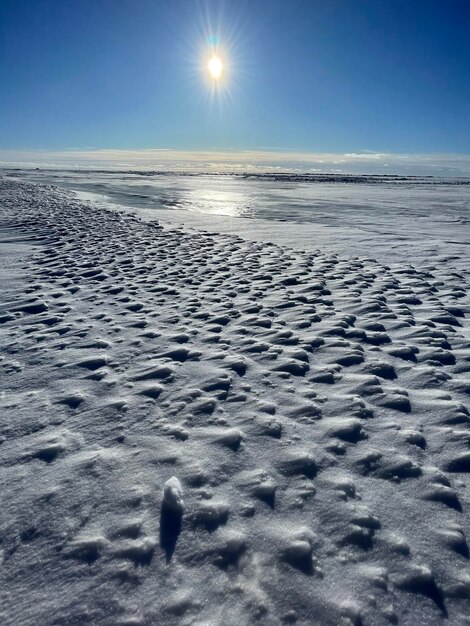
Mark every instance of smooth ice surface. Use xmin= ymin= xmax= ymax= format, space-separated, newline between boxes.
xmin=1 ymin=176 xmax=470 ymax=625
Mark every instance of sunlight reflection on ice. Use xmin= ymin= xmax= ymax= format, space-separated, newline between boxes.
xmin=183 ymin=186 xmax=250 ymax=217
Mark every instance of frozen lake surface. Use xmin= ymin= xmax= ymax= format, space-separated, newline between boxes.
xmin=4 ymin=168 xmax=470 ymax=265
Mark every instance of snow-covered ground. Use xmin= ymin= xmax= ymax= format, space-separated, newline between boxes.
xmin=1 ymin=175 xmax=470 ymax=625
xmin=5 ymin=168 xmax=470 ymax=266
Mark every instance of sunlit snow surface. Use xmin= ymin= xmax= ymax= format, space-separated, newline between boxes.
xmin=5 ymin=168 xmax=470 ymax=265
xmin=0 ymin=172 xmax=469 ymax=626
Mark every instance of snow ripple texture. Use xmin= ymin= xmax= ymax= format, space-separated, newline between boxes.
xmin=0 ymin=180 xmax=469 ymax=625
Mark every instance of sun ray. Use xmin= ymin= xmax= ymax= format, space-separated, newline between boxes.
xmin=180 ymin=1 xmax=254 ymax=115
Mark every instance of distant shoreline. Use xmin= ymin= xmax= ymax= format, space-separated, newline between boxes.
xmin=2 ymin=166 xmax=470 ymax=185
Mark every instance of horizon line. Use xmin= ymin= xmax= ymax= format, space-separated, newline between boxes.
xmin=1 ymin=148 xmax=470 ymax=176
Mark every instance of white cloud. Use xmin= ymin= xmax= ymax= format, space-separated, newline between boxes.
xmin=0 ymin=148 xmax=469 ymax=176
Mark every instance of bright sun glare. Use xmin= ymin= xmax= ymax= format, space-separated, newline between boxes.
xmin=208 ymin=55 xmax=223 ymax=80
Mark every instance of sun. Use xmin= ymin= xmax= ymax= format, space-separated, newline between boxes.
xmin=208 ymin=55 xmax=223 ymax=80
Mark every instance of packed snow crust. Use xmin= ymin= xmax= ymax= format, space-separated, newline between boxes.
xmin=5 ymin=168 xmax=470 ymax=266
xmin=1 ymin=179 xmax=470 ymax=625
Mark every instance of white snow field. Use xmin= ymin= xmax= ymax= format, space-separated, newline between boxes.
xmin=5 ymin=168 xmax=470 ymax=266
xmin=1 ymin=176 xmax=470 ymax=625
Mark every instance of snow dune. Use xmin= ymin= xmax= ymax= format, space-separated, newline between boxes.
xmin=0 ymin=179 xmax=469 ymax=625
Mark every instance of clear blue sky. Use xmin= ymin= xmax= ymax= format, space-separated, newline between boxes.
xmin=1 ymin=0 xmax=469 ymax=154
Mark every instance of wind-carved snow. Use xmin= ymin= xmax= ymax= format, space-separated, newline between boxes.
xmin=0 ymin=179 xmax=469 ymax=625
xmin=5 ymin=168 xmax=470 ymax=266
xmin=162 ymin=477 xmax=184 ymax=510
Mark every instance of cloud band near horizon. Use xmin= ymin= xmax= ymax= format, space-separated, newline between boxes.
xmin=1 ymin=149 xmax=470 ymax=176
